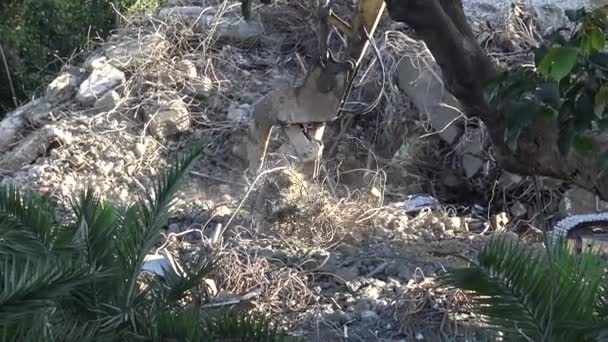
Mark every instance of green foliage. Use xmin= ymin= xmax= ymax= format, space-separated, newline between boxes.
xmin=483 ymin=6 xmax=608 ymax=162
xmin=440 ymin=235 xmax=608 ymax=341
xmin=0 ymin=0 xmax=166 ymax=111
xmin=0 ymin=142 xmax=294 ymax=341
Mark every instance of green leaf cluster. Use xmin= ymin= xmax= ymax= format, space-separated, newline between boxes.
xmin=0 ymin=142 xmax=294 ymax=341
xmin=440 ymin=235 xmax=608 ymax=341
xmin=483 ymin=6 xmax=608 ymax=163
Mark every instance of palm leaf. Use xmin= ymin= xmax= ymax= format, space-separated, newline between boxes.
xmin=201 ymin=311 xmax=298 ymax=342
xmin=108 ymin=143 xmax=207 ymax=329
xmin=0 ymin=252 xmax=106 ymax=325
xmin=154 ymin=252 xmax=219 ymax=308
xmin=439 ymin=235 xmax=607 ymax=341
xmin=0 ymin=185 xmax=58 ymax=246
xmin=69 ymin=186 xmax=119 ymax=269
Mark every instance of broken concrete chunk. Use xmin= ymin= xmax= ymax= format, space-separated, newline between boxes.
xmin=144 ymin=96 xmax=190 ymax=139
xmin=76 ymin=63 xmax=125 ymax=105
xmin=105 ymin=33 xmax=169 ymax=70
xmin=559 ymin=186 xmax=608 ymax=216
xmin=94 ymin=90 xmax=120 ymax=111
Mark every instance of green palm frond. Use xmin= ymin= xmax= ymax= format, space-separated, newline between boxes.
xmin=145 ymin=306 xmax=206 ymax=341
xmin=70 ymin=187 xmax=119 ymax=268
xmin=0 ymin=253 xmax=106 ymax=325
xmin=0 ymin=225 xmax=49 ymax=257
xmin=201 ymin=311 xmax=298 ymax=342
xmin=440 ymin=235 xmax=608 ymax=341
xmin=102 ymin=143 xmax=207 ymax=331
xmin=0 ymin=310 xmax=49 ymax=342
xmin=0 ymin=185 xmax=58 ymax=246
xmin=154 ymin=252 xmax=219 ymax=308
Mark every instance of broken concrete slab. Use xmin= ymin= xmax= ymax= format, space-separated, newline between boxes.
xmin=396 ymin=51 xmax=463 ymax=145
xmin=559 ymin=186 xmax=608 ymax=216
xmin=158 ymin=7 xmax=263 ymax=41
xmin=105 ymin=33 xmax=170 ymax=70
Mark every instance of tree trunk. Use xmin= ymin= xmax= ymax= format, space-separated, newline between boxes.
xmin=384 ymin=0 xmax=608 ymax=201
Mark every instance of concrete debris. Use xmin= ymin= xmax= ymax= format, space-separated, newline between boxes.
xmin=76 ymin=63 xmax=126 ymax=105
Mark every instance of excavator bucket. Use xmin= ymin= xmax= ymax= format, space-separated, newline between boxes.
xmin=240 ymin=0 xmax=386 ymax=177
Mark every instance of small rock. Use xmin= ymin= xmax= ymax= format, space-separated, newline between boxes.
xmin=145 ymin=96 xmax=190 ymax=139
xmin=498 ymin=171 xmax=524 ymax=190
xmin=83 ymin=54 xmax=108 ymax=71
xmin=255 ymin=248 xmax=275 ymax=258
xmin=94 ymin=90 xmax=120 ymax=111
xmin=359 ymin=310 xmax=380 ymax=322
xmin=386 ymin=262 xmax=412 ymax=281
xmin=76 ymin=63 xmax=125 ymax=105
xmin=218 ymin=184 xmax=231 ymax=193
xmin=354 ymin=298 xmax=375 ymax=312
xmin=492 ymin=212 xmax=509 ymax=231
xmin=135 ymin=142 xmax=147 ymax=157
xmin=443 ymin=229 xmax=455 ymax=239
xmin=325 ymin=310 xmax=350 ymax=324
xmin=337 ymin=244 xmax=357 ymax=256
xmin=420 ymin=230 xmax=435 ymax=241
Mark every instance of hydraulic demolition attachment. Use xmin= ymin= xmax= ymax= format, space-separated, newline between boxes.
xmin=240 ymin=0 xmax=386 ymax=177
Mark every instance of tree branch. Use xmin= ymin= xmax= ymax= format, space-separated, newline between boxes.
xmin=384 ymin=0 xmax=608 ymax=200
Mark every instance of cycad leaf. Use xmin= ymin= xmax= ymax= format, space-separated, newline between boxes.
xmin=70 ymin=187 xmax=119 ymax=268
xmin=116 ymin=142 xmax=207 ymax=311
xmin=0 ymin=185 xmax=58 ymax=246
xmin=0 ymin=253 xmax=105 ymax=325
xmin=440 ymin=236 xmax=607 ymax=341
